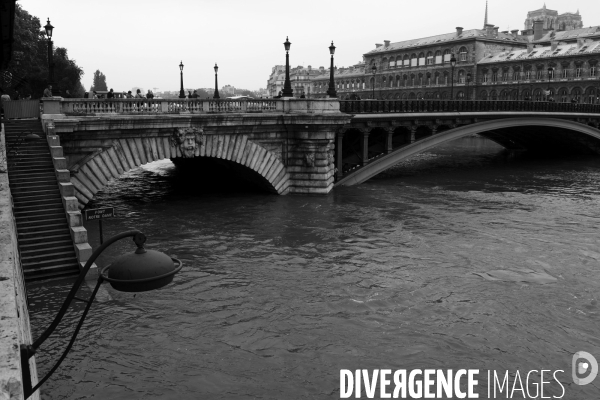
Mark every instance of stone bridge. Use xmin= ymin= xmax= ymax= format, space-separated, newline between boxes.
xmin=335 ymin=100 xmax=600 ymax=186
xmin=42 ymin=98 xmax=349 ymax=207
xmin=41 ymin=98 xmax=600 ymax=204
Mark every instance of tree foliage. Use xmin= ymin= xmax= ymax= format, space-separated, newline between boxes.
xmin=90 ymin=70 xmax=107 ymax=92
xmin=2 ymin=4 xmax=84 ymax=98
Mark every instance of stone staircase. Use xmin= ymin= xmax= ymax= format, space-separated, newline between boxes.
xmin=5 ymin=120 xmax=80 ymax=281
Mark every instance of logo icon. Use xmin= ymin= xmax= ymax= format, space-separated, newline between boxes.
xmin=572 ymin=351 xmax=598 ymax=385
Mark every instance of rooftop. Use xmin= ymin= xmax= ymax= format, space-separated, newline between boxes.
xmin=365 ymin=28 xmax=528 ymax=55
xmin=479 ymin=40 xmax=600 ymax=64
xmin=534 ymin=26 xmax=600 ymax=43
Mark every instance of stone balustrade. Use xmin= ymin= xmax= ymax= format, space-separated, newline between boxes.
xmin=42 ymin=98 xmax=341 ymax=116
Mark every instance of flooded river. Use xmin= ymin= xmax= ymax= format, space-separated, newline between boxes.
xmin=28 ymin=137 xmax=600 ymax=399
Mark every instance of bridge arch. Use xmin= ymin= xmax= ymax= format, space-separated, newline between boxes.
xmin=70 ymin=134 xmax=290 ymax=206
xmin=336 ymin=118 xmax=600 ymax=186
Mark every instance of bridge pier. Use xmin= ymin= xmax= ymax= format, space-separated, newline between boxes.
xmin=410 ymin=126 xmax=416 ymax=143
xmin=361 ymin=130 xmax=369 ymax=166
xmin=385 ymin=128 xmax=393 ymax=154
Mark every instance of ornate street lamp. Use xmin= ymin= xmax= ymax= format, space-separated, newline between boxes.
xmin=466 ymin=72 xmax=472 ymax=100
xmin=450 ymin=54 xmax=457 ymax=100
xmin=179 ymin=61 xmax=185 ymax=98
xmin=20 ymin=231 xmax=182 ymax=399
xmin=282 ymin=37 xmax=293 ymax=97
xmin=371 ymin=64 xmax=377 ymax=99
xmin=43 ymin=18 xmax=57 ymax=95
xmin=213 ymin=63 xmax=220 ymax=99
xmin=327 ymin=41 xmax=337 ymax=98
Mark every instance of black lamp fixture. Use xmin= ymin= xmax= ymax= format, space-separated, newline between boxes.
xmin=20 ymin=231 xmax=182 ymax=399
xmin=179 ymin=61 xmax=185 ymax=98
xmin=327 ymin=41 xmax=337 ymax=98
xmin=43 ymin=18 xmax=57 ymax=95
xmin=450 ymin=54 xmax=457 ymax=100
xmin=282 ymin=37 xmax=293 ymax=97
xmin=371 ymin=64 xmax=377 ymax=99
xmin=213 ymin=63 xmax=220 ymax=99
xmin=466 ymin=72 xmax=472 ymax=100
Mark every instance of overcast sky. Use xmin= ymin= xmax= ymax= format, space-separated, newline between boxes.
xmin=20 ymin=0 xmax=597 ymax=92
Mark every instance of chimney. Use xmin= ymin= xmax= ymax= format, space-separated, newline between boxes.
xmin=375 ymin=43 xmax=383 ymax=48
xmin=527 ymin=43 xmax=534 ymax=53
xmin=511 ymin=29 xmax=519 ymax=37
xmin=456 ymin=27 xmax=463 ymax=36
xmin=485 ymin=23 xmax=494 ymax=37
xmin=501 ymin=30 xmax=508 ymax=34
xmin=493 ymin=26 xmax=499 ymax=36
xmin=308 ymin=65 xmax=312 ymax=71
xmin=533 ymin=20 xmax=544 ymax=40
xmin=551 ymin=41 xmax=558 ymax=51
xmin=384 ymin=40 xmax=390 ymax=47
xmin=319 ymin=66 xmax=324 ymax=70
xmin=577 ymin=38 xmax=585 ymax=48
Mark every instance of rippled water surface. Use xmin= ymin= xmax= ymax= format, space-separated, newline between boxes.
xmin=28 ymin=138 xmax=600 ymax=399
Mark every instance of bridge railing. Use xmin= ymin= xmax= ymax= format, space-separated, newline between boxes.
xmin=57 ymin=98 xmax=294 ymax=115
xmin=339 ymin=100 xmax=600 ymax=114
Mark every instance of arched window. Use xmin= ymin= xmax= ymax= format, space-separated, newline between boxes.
xmin=410 ymin=74 xmax=415 ymax=86
xmin=418 ymin=52 xmax=425 ymax=66
xmin=458 ymin=70 xmax=465 ymax=84
xmin=572 ymin=87 xmax=582 ymax=102
xmin=435 ymin=50 xmax=442 ymax=64
xmin=403 ymin=54 xmax=410 ymax=67
xmin=389 ymin=76 xmax=394 ymax=88
xmin=443 ymin=49 xmax=452 ymax=63
xmin=410 ymin=54 xmax=418 ymax=67
xmin=502 ymin=69 xmax=509 ymax=82
xmin=444 ymin=72 xmax=449 ymax=85
xmin=459 ymin=46 xmax=468 ymax=62
xmin=426 ymin=52 xmax=434 ymax=65
xmin=480 ymin=90 xmax=488 ymax=100
xmin=435 ymin=72 xmax=440 ymax=85
xmin=490 ymin=90 xmax=497 ymax=100
xmin=382 ymin=58 xmax=388 ymax=69
xmin=482 ymin=72 xmax=489 ymax=83
xmin=457 ymin=91 xmax=465 ymax=99
xmin=512 ymin=69 xmax=521 ymax=81
xmin=403 ymin=75 xmax=408 ymax=86
xmin=559 ymin=88 xmax=568 ymax=102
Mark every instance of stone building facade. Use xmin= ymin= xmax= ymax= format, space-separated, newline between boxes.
xmin=268 ymin=5 xmax=599 ymax=103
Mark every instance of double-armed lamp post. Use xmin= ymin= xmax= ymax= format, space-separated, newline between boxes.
xmin=213 ymin=63 xmax=220 ymax=99
xmin=43 ymin=18 xmax=56 ymax=94
xmin=20 ymin=231 xmax=182 ymax=399
xmin=327 ymin=41 xmax=337 ymax=98
xmin=282 ymin=37 xmax=293 ymax=97
xmin=179 ymin=61 xmax=185 ymax=98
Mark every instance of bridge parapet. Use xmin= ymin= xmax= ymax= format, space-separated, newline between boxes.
xmin=42 ymin=98 xmax=341 ymax=117
xmin=340 ymin=99 xmax=600 ymax=114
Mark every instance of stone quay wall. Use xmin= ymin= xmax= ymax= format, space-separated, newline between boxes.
xmin=0 ymin=123 xmax=39 ymax=400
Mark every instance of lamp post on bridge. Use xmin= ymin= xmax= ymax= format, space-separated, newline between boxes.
xmin=43 ymin=18 xmax=57 ymax=95
xmin=371 ymin=64 xmax=377 ymax=99
xmin=282 ymin=37 xmax=293 ymax=97
xmin=450 ymin=54 xmax=457 ymax=100
xmin=466 ymin=72 xmax=472 ymax=100
xmin=178 ymin=61 xmax=185 ymax=99
xmin=213 ymin=63 xmax=220 ymax=99
xmin=327 ymin=41 xmax=337 ymax=98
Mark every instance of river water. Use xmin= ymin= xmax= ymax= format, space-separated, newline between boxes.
xmin=27 ymin=137 xmax=600 ymax=399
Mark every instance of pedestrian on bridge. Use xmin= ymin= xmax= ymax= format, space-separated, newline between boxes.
xmin=192 ymin=90 xmax=199 ymax=98
xmin=43 ymin=85 xmax=52 ymax=98
xmin=135 ymin=89 xmax=144 ymax=98
xmin=126 ymin=91 xmax=133 ymax=98
xmin=107 ymin=89 xmax=115 ymax=99
xmin=146 ymin=90 xmax=154 ymax=99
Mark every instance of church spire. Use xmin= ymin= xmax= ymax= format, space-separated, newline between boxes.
xmin=484 ymin=0 xmax=488 ymax=27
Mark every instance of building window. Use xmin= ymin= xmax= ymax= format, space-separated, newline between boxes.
xmin=576 ymin=68 xmax=582 ymax=77
xmin=426 ymin=52 xmax=434 ymax=65
xmin=435 ymin=75 xmax=439 ymax=85
xmin=512 ymin=71 xmax=520 ymax=81
xmin=445 ymin=75 xmax=448 ymax=85
xmin=525 ymin=70 xmax=532 ymax=79
xmin=443 ymin=49 xmax=451 ymax=63
xmin=502 ymin=72 xmax=508 ymax=81
xmin=458 ymin=71 xmax=465 ymax=84
xmin=435 ymin=50 xmax=442 ymax=64
xmin=427 ymin=77 xmax=431 ymax=85
xmin=491 ymin=73 xmax=498 ymax=82
xmin=562 ymin=69 xmax=568 ymax=78
xmin=536 ymin=70 xmax=543 ymax=79
xmin=482 ymin=74 xmax=488 ymax=83
xmin=591 ymin=67 xmax=597 ymax=77
xmin=548 ymin=69 xmax=554 ymax=79
xmin=459 ymin=47 xmax=467 ymax=62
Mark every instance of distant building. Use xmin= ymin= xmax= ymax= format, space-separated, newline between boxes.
xmin=266 ymin=4 xmax=600 ymax=103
